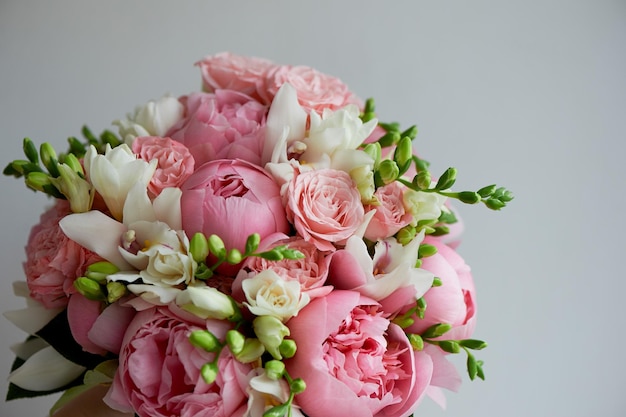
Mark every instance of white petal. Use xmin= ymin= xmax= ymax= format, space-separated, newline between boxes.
xmin=59 ymin=211 xmax=132 ymax=270
xmin=153 ymin=187 xmax=182 ymax=230
xmin=123 ymin=182 xmax=155 ymax=225
xmin=10 ymin=337 xmax=49 ymax=361
xmin=4 ymin=304 xmax=63 ymax=335
xmin=263 ymin=83 xmax=307 ymax=164
xmin=8 ymin=346 xmax=86 ymax=391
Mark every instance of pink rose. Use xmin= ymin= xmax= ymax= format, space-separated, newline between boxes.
xmin=131 ymin=136 xmax=195 ymax=196
xmin=105 ymin=306 xmax=251 ymax=417
xmin=196 ymin=52 xmax=275 ymax=102
xmin=181 ymin=159 xmax=289 ymax=275
xmin=24 ymin=200 xmax=104 ymax=309
xmin=405 ymin=237 xmax=476 ymax=341
xmin=233 ymin=234 xmax=332 ymax=300
xmin=261 ymin=65 xmax=362 ymax=113
xmin=364 ymin=182 xmax=413 ymax=241
xmin=167 ymin=91 xmax=267 ymax=167
xmin=286 ymin=169 xmax=364 ymax=252
xmin=286 ymin=290 xmax=433 ymax=417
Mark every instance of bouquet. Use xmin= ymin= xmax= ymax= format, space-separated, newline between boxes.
xmin=3 ymin=52 xmax=512 ymax=417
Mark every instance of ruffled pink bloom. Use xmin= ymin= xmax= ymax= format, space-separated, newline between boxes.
xmin=105 ymin=306 xmax=251 ymax=417
xmin=196 ymin=52 xmax=275 ymax=102
xmin=132 ymin=136 xmax=195 ymax=196
xmin=286 ymin=290 xmax=433 ymax=417
xmin=181 ymin=159 xmax=289 ymax=276
xmin=260 ymin=65 xmax=362 ymax=114
xmin=24 ymin=200 xmax=104 ymax=309
xmin=167 ymin=91 xmax=267 ymax=167
xmin=364 ymin=182 xmax=413 ymax=241
xmin=233 ymin=234 xmax=332 ymax=300
xmin=405 ymin=237 xmax=476 ymax=341
xmin=286 ymin=169 xmax=364 ymax=252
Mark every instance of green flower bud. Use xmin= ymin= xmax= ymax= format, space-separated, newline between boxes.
xmin=23 ymin=138 xmax=39 ymax=164
xmin=200 ymin=362 xmax=219 ymax=384
xmin=362 ymin=142 xmax=382 ymax=167
xmin=226 ymin=330 xmax=246 ymax=354
xmin=435 ymin=167 xmax=457 ymax=190
xmin=392 ymin=316 xmax=414 ymax=329
xmin=86 ymin=261 xmax=120 ymax=284
xmin=50 ymin=164 xmax=93 ymax=213
xmin=485 ymin=198 xmax=505 ymax=210
xmin=245 ymin=233 xmax=261 ymax=255
xmin=25 ymin=172 xmax=51 ymax=192
xmin=460 ymin=339 xmax=488 ymax=350
xmin=422 ymin=323 xmax=452 ymax=339
xmin=408 ymin=334 xmax=424 ymax=351
xmin=401 ymin=125 xmax=418 ymax=140
xmin=226 ymin=248 xmax=242 ymax=264
xmin=263 ymin=403 xmax=290 ymax=417
xmin=278 ymin=339 xmax=297 ymax=359
xmin=189 ymin=330 xmax=221 ymax=352
xmin=235 ymin=338 xmax=265 ymax=363
xmin=253 ymin=315 xmax=290 ymax=360
xmin=396 ymin=226 xmax=417 ymax=246
xmin=106 ymin=281 xmax=126 ymax=303
xmin=414 ymin=170 xmax=432 ymax=190
xmin=190 ymin=233 xmax=210 ymax=263
xmin=458 ymin=191 xmax=481 ymax=204
xmin=63 ymin=153 xmax=84 ymax=175
xmin=438 ymin=340 xmax=461 ymax=354
xmin=290 ymin=378 xmax=306 ymax=394
xmin=74 ymin=277 xmax=105 ymax=301
xmin=477 ymin=184 xmax=497 ymax=198
xmin=377 ymin=131 xmax=401 ymax=147
xmin=418 ymin=243 xmax=438 ymax=258
xmin=264 ymin=360 xmax=286 ymax=380
xmin=432 ymin=277 xmax=442 ymax=287
xmin=208 ymin=234 xmax=226 ymax=258
xmin=39 ymin=143 xmax=60 ymax=177
xmin=393 ymin=136 xmax=413 ymax=170
xmin=377 ymin=159 xmax=399 ymax=185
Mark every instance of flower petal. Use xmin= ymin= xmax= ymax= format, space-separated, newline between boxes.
xmin=8 ymin=345 xmax=86 ymax=391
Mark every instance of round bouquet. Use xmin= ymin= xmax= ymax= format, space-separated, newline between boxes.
xmin=3 ymin=52 xmax=512 ymax=417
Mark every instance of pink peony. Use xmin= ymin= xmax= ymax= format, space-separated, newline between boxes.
xmin=405 ymin=237 xmax=476 ymax=341
xmin=286 ymin=169 xmax=364 ymax=252
xmin=196 ymin=52 xmax=275 ymax=102
xmin=233 ymin=234 xmax=332 ymax=300
xmin=286 ymin=290 xmax=433 ymax=417
xmin=260 ymin=65 xmax=362 ymax=114
xmin=364 ymin=182 xmax=413 ymax=241
xmin=24 ymin=200 xmax=104 ymax=309
xmin=167 ymin=91 xmax=267 ymax=167
xmin=180 ymin=159 xmax=289 ymax=275
xmin=105 ymin=306 xmax=251 ymax=417
xmin=132 ymin=136 xmax=195 ymax=196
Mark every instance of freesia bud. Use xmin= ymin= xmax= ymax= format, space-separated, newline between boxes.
xmin=189 ymin=330 xmax=221 ymax=352
xmin=23 ymin=138 xmax=39 ymax=163
xmin=393 ymin=136 xmax=412 ymax=169
xmin=86 ymin=261 xmax=120 ymax=284
xmin=396 ymin=226 xmax=417 ymax=245
xmin=264 ymin=360 xmax=285 ymax=380
xmin=290 ymin=378 xmax=306 ymax=394
xmin=377 ymin=159 xmax=399 ymax=185
xmin=226 ymin=330 xmax=245 ymax=354
xmin=25 ymin=172 xmax=51 ymax=192
xmin=39 ymin=143 xmax=60 ymax=177
xmin=49 ymin=164 xmax=93 ymax=213
xmin=189 ymin=233 xmax=209 ymax=263
xmin=278 ymin=339 xmax=297 ymax=359
xmin=208 ymin=234 xmax=226 ymax=258
xmin=226 ymin=248 xmax=242 ymax=264
xmin=106 ymin=281 xmax=126 ymax=303
xmin=176 ymin=285 xmax=236 ymax=320
xmin=350 ymin=165 xmax=377 ymax=204
xmin=63 ymin=153 xmax=84 ymax=175
xmin=253 ymin=315 xmax=290 ymax=360
xmin=414 ymin=170 xmax=432 ymax=190
xmin=245 ymin=233 xmax=261 ymax=255
xmin=200 ymin=362 xmax=219 ymax=384
xmin=435 ymin=167 xmax=457 ymax=190
xmin=362 ymin=142 xmax=382 ymax=166
xmin=408 ymin=334 xmax=424 ymax=351
xmin=74 ymin=277 xmax=104 ymax=301
xmin=263 ymin=403 xmax=290 ymax=417
xmin=234 ymin=338 xmax=265 ymax=363
xmin=458 ymin=191 xmax=481 ymax=204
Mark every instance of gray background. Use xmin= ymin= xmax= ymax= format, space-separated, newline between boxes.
xmin=1 ymin=1 xmax=625 ymax=416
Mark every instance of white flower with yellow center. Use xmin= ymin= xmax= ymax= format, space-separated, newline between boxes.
xmin=242 ymin=269 xmax=310 ymax=322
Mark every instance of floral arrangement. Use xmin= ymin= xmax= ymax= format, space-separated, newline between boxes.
xmin=3 ymin=52 xmax=512 ymax=417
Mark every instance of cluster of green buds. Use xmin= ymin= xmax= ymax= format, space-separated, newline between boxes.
xmin=73 ymin=261 xmax=127 ymax=304
xmin=189 ymin=232 xmax=305 ymax=280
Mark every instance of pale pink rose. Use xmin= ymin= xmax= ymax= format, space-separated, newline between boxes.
xmin=405 ymin=237 xmax=476 ymax=341
xmin=261 ymin=65 xmax=362 ymax=113
xmin=167 ymin=91 xmax=267 ymax=167
xmin=181 ymin=159 xmax=289 ymax=276
xmin=196 ymin=52 xmax=275 ymax=102
xmin=364 ymin=182 xmax=413 ymax=241
xmin=105 ymin=306 xmax=251 ymax=417
xmin=132 ymin=136 xmax=195 ymax=196
xmin=24 ymin=200 xmax=104 ymax=309
xmin=286 ymin=290 xmax=433 ymax=417
xmin=233 ymin=234 xmax=332 ymax=300
xmin=286 ymin=169 xmax=364 ymax=252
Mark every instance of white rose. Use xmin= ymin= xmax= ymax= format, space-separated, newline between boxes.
xmin=242 ymin=270 xmax=310 ymax=322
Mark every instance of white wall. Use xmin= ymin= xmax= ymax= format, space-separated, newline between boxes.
xmin=1 ymin=1 xmax=624 ymax=416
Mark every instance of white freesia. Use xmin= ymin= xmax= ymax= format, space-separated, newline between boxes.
xmin=8 ymin=346 xmax=86 ymax=391
xmin=242 ymin=269 xmax=310 ymax=322
xmin=403 ymin=188 xmax=448 ymax=226
xmin=125 ymin=284 xmax=181 ymax=309
xmin=114 ymin=95 xmax=184 ymax=145
xmin=84 ymin=144 xmax=157 ymax=221
xmin=342 ymin=231 xmax=434 ymax=301
xmin=246 ymin=370 xmax=305 ymax=417
xmin=175 ymin=284 xmax=236 ymax=320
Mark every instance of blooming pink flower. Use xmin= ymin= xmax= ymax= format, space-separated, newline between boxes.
xmin=364 ymin=182 xmax=413 ymax=241
xmin=233 ymin=234 xmax=332 ymax=300
xmin=405 ymin=237 xmax=476 ymax=341
xmin=181 ymin=159 xmax=289 ymax=276
xmin=286 ymin=169 xmax=364 ymax=252
xmin=286 ymin=290 xmax=433 ymax=417
xmin=24 ymin=200 xmax=104 ymax=309
xmin=167 ymin=91 xmax=267 ymax=167
xmin=196 ymin=52 xmax=275 ymax=102
xmin=132 ymin=136 xmax=195 ymax=196
xmin=260 ymin=65 xmax=362 ymax=114
xmin=105 ymin=306 xmax=251 ymax=417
